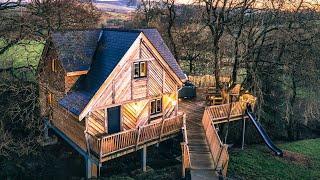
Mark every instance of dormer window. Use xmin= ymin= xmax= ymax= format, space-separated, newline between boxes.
xmin=133 ymin=61 xmax=147 ymax=78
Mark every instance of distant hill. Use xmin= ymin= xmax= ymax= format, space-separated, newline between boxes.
xmin=93 ymin=0 xmax=137 ymax=13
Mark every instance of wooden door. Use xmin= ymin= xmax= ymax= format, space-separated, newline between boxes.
xmin=107 ymin=106 xmax=121 ymax=134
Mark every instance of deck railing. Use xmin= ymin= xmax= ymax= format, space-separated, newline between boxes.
xmin=181 ymin=114 xmax=190 ymax=178
xmin=202 ymin=108 xmax=229 ymax=177
xmin=88 ymin=114 xmax=184 ymax=160
xmin=206 ymin=102 xmax=244 ymax=123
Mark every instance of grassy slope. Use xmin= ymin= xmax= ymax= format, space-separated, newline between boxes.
xmin=0 ymin=40 xmax=44 ymax=69
xmin=228 ymin=138 xmax=320 ymax=180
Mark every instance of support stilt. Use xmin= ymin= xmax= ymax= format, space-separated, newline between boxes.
xmin=241 ymin=118 xmax=246 ymax=150
xmin=39 ymin=120 xmax=57 ymax=146
xmin=86 ymin=157 xmax=98 ymax=178
xmin=141 ymin=145 xmax=147 ymax=172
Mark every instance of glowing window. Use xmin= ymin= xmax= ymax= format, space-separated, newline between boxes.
xmin=133 ymin=61 xmax=147 ymax=78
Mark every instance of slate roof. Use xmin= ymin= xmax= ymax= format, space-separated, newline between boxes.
xmin=59 ymin=91 xmax=92 ymax=116
xmin=55 ymin=28 xmax=186 ymax=116
xmin=51 ymin=30 xmax=101 ymax=72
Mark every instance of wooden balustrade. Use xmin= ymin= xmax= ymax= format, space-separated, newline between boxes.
xmin=217 ymin=144 xmax=229 ymax=177
xmin=139 ymin=122 xmax=162 ymax=143
xmin=87 ymin=114 xmax=184 ymax=160
xmin=181 ymin=142 xmax=191 ymax=178
xmin=202 ymin=108 xmax=230 ymax=177
xmin=181 ymin=114 xmax=190 ymax=178
xmin=100 ymin=129 xmax=137 ymax=155
xmin=87 ymin=133 xmax=101 ymax=155
xmin=206 ymin=102 xmax=244 ymax=123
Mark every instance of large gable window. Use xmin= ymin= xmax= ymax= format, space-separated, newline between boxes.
xmin=133 ymin=61 xmax=147 ymax=78
xmin=151 ymin=98 xmax=162 ymax=115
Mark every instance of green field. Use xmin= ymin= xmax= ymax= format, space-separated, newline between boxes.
xmin=0 ymin=40 xmax=44 ymax=69
xmin=229 ymin=138 xmax=320 ymax=180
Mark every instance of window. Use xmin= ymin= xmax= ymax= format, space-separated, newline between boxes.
xmin=151 ymin=98 xmax=162 ymax=115
xmin=47 ymin=92 xmax=53 ymax=105
xmin=133 ymin=61 xmax=147 ymax=78
xmin=51 ymin=59 xmax=57 ymax=72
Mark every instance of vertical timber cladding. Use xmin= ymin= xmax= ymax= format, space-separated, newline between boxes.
xmin=51 ymin=104 xmax=87 ymax=151
xmin=92 ymin=39 xmax=178 ymax=109
xmin=90 ymin=37 xmax=180 ymax=128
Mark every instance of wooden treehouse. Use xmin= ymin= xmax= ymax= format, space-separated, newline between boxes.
xmin=38 ymin=29 xmax=188 ymax=178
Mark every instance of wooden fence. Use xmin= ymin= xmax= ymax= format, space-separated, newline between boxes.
xmin=188 ymin=75 xmax=230 ymax=88
xmin=202 ymin=109 xmax=229 ymax=177
xmin=88 ymin=114 xmax=184 ymax=161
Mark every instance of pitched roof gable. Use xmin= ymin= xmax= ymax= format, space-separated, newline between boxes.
xmin=76 ymin=30 xmax=140 ymax=95
xmin=56 ymin=28 xmax=186 ymax=118
xmin=59 ymin=29 xmax=140 ymax=116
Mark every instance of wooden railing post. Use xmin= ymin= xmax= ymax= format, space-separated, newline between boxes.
xmin=84 ymin=116 xmax=91 ymax=157
xmin=181 ymin=142 xmax=186 ymax=178
xmin=159 ymin=118 xmax=165 ymax=141
xmin=136 ymin=126 xmax=141 ymax=150
xmin=182 ymin=113 xmax=188 ymax=144
xmin=98 ymin=138 xmax=102 ymax=161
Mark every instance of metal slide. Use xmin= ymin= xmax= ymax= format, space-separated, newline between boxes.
xmin=245 ymin=107 xmax=283 ymax=157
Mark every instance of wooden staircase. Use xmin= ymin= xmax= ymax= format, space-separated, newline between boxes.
xmin=180 ymin=99 xmax=233 ymax=179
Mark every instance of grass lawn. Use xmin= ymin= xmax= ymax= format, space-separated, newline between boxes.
xmin=0 ymin=40 xmax=44 ymax=69
xmin=228 ymin=138 xmax=320 ymax=180
xmin=0 ymin=40 xmax=44 ymax=81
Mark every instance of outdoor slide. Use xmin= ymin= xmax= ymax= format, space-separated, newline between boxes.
xmin=245 ymin=106 xmax=283 ymax=157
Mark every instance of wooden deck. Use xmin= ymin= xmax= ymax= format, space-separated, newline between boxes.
xmin=87 ymin=113 xmax=184 ymax=163
xmin=180 ymin=92 xmax=245 ymax=179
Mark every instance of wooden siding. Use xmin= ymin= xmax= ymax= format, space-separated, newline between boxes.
xmin=132 ymin=79 xmax=148 ymax=99
xmin=38 ymin=47 xmax=65 ymax=93
xmin=140 ymin=42 xmax=154 ymax=59
xmin=91 ymin=40 xmax=179 ymax=112
xmin=87 ymin=110 xmax=106 ymax=135
xmin=65 ymin=75 xmax=81 ymax=93
xmin=148 ymin=59 xmax=163 ymax=96
xmin=163 ymin=71 xmax=177 ymax=93
xmin=122 ymin=100 xmax=149 ymax=130
xmin=51 ymin=104 xmax=87 ymax=151
xmin=163 ymin=92 xmax=177 ymax=118
xmin=114 ymin=62 xmax=132 ymax=103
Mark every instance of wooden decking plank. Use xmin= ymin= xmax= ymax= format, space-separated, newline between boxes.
xmin=180 ymin=99 xmax=217 ymax=178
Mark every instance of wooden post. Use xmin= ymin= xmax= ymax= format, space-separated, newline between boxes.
xmin=85 ymin=157 xmax=98 ymax=178
xmin=141 ymin=145 xmax=147 ymax=172
xmin=98 ymin=162 xmax=102 ymax=177
xmin=159 ymin=119 xmax=165 ymax=141
xmin=136 ymin=127 xmax=141 ymax=150
xmin=241 ymin=117 xmax=246 ymax=150
xmin=181 ymin=142 xmax=185 ymax=178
